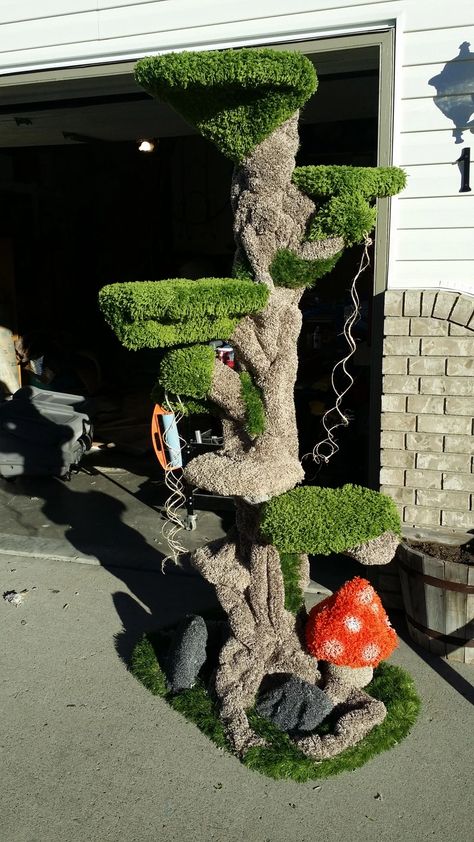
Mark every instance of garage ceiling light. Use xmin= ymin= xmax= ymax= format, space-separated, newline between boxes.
xmin=138 ymin=139 xmax=155 ymax=153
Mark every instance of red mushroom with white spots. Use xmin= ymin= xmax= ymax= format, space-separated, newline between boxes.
xmin=305 ymin=576 xmax=398 ymax=671
xmin=294 ymin=578 xmax=398 ymax=761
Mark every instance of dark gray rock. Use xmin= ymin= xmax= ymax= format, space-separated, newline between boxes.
xmin=256 ymin=675 xmax=334 ymax=735
xmin=165 ymin=615 xmax=208 ymax=693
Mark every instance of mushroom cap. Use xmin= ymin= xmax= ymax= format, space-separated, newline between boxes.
xmin=305 ymin=576 xmax=398 ymax=668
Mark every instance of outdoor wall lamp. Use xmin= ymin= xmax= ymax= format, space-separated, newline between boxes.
xmin=456 ymin=147 xmax=471 ymax=192
xmin=429 ymin=42 xmax=474 ymax=145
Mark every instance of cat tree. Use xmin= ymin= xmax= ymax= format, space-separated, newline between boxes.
xmin=99 ymin=48 xmax=418 ymax=770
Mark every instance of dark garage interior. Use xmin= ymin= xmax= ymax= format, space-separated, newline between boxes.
xmin=0 ymin=45 xmax=381 ymax=490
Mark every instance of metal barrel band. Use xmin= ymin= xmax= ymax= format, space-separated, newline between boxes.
xmin=406 ymin=614 xmax=474 ymax=648
xmin=398 ymin=558 xmax=474 ymax=594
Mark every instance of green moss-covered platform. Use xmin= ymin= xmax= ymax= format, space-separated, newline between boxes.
xmin=130 ymin=630 xmax=420 ymax=781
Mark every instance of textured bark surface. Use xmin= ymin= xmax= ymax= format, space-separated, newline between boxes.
xmin=186 ymin=109 xmax=386 ymax=758
xmin=184 ymin=288 xmax=305 ymax=501
xmin=193 ymin=502 xmax=319 ymax=754
xmin=346 ymin=531 xmax=400 ymax=566
xmin=185 ymin=116 xmax=342 ymax=501
xmin=295 ymin=688 xmax=387 ymax=760
xmin=293 ymin=661 xmax=387 ymax=760
xmin=231 ymin=115 xmax=343 ymax=287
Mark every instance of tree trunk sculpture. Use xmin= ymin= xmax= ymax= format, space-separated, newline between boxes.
xmin=99 ymin=48 xmax=406 ymax=758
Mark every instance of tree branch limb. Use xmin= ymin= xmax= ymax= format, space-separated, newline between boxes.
xmin=295 ymin=690 xmax=387 ymax=760
xmin=208 ymin=359 xmax=246 ymax=424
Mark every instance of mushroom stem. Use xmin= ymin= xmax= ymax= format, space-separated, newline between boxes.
xmin=322 ymin=662 xmax=374 ymax=704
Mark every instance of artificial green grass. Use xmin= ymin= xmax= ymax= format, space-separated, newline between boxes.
xmin=291 ymin=165 xmax=407 ymax=246
xmin=98 ymin=278 xmax=269 ymax=350
xmin=278 ymin=552 xmax=305 ymax=614
xmin=150 ymin=385 xmax=212 ymax=417
xmin=159 ymin=345 xmax=216 ymax=399
xmin=135 ymin=49 xmax=317 ymax=163
xmin=260 ymin=484 xmax=401 ymax=555
xmin=233 ymin=245 xmax=343 ymax=288
xmin=131 ymin=632 xmax=420 ymax=781
xmin=232 ymin=254 xmax=254 ymax=282
xmin=113 ymin=315 xmax=241 ymax=350
xmin=269 ymin=248 xmax=343 ymax=287
xmin=292 ymin=165 xmax=407 ymax=200
xmin=239 ymin=371 xmax=266 ymax=437
xmin=307 ymin=193 xmax=377 ymax=246
xmin=99 ymin=278 xmax=268 ymax=323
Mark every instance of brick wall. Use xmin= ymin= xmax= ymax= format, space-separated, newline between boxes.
xmin=380 ymin=289 xmax=473 ymax=534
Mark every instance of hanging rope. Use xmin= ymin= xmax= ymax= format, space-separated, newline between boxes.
xmin=310 ymin=233 xmax=372 ymax=465
xmin=160 ymin=393 xmax=188 ymax=568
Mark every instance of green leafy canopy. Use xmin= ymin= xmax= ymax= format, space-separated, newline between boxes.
xmin=269 ymin=248 xmax=343 ymax=287
xmin=151 ymin=385 xmax=212 ymax=417
xmin=260 ymin=484 xmax=401 ymax=555
xmin=292 ymin=165 xmax=407 ymax=200
xmin=308 ymin=193 xmax=377 ymax=247
xmin=98 ymin=278 xmax=269 ymax=350
xmin=159 ymin=344 xmax=216 ymax=399
xmin=135 ymin=49 xmax=317 ymax=162
xmin=292 ymin=165 xmax=407 ymax=246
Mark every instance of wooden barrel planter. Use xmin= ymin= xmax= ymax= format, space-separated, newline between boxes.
xmin=397 ymin=541 xmax=474 ymax=664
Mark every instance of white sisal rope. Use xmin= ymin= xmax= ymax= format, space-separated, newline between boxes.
xmin=310 ymin=234 xmax=372 ymax=465
xmin=160 ymin=393 xmax=188 ymax=567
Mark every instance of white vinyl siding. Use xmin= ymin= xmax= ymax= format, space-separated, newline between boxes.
xmin=0 ymin=0 xmax=473 ymax=295
xmin=397 ymin=197 xmax=474 ymax=230
xmin=0 ymin=0 xmax=401 ymax=70
xmin=393 ymin=261 xmax=473 ymax=288
xmin=395 ymin=11 xmax=474 ymax=295
xmin=0 ymin=1 xmax=96 ymax=22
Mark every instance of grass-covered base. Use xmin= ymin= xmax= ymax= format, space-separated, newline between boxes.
xmin=131 ymin=632 xmax=420 ymax=781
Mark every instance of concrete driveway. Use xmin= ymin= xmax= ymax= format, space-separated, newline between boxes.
xmin=1 ymin=546 xmax=472 ymax=842
xmin=1 ymin=451 xmax=472 ymax=842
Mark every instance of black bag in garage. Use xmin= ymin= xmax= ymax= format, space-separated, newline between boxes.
xmin=0 ymin=386 xmax=93 ymax=478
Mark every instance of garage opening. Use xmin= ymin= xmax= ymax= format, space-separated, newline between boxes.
xmin=0 ymin=41 xmax=383 ymax=495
